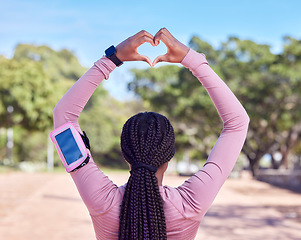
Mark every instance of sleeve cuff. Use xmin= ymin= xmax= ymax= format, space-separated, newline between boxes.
xmin=181 ymin=48 xmax=208 ymax=71
xmin=94 ymin=56 xmax=117 ymax=80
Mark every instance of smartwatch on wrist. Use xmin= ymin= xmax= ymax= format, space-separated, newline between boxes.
xmin=105 ymin=45 xmax=123 ymax=67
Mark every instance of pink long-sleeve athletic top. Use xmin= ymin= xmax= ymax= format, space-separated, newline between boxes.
xmin=53 ymin=49 xmax=249 ymax=240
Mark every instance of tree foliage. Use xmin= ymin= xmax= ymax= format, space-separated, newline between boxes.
xmin=130 ymin=36 xmax=301 ymax=175
xmin=0 ymin=44 xmax=87 ymax=131
xmin=130 ymin=64 xmax=221 ymax=163
xmin=0 ymin=44 xmax=135 ymax=167
xmin=79 ymin=87 xmax=142 ymax=168
xmin=0 ymin=58 xmax=54 ymax=130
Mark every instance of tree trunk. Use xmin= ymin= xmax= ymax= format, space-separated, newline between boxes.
xmin=280 ymin=145 xmax=289 ymax=169
xmin=249 ymin=158 xmax=260 ymax=177
xmin=280 ymin=126 xmax=301 ymax=169
xmin=271 ymin=154 xmax=280 ymax=169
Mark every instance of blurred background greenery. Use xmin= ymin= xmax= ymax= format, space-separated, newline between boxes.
xmin=1 ymin=2 xmax=301 ymax=239
xmin=1 ymin=35 xmax=300 ymax=177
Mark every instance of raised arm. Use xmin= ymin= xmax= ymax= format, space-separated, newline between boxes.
xmin=52 ymin=30 xmax=156 ymax=214
xmin=153 ymin=28 xmax=249 ymax=217
xmin=53 ymin=30 xmax=155 ymax=131
xmin=53 ymin=56 xmax=115 ymax=131
xmin=179 ymin=48 xmax=249 ymax=213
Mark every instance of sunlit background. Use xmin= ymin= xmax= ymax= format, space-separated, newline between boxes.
xmin=2 ymin=0 xmax=301 ymax=99
xmin=1 ymin=0 xmax=301 ymax=239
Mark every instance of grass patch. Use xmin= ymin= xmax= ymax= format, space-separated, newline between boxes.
xmin=0 ymin=165 xmax=20 ymax=173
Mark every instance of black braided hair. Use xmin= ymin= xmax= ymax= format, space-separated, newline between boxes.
xmin=119 ymin=112 xmax=175 ymax=240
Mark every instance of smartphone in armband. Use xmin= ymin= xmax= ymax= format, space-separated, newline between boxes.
xmin=50 ymin=122 xmax=89 ymax=173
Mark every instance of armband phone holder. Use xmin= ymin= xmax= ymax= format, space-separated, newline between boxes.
xmin=50 ymin=122 xmax=89 ymax=173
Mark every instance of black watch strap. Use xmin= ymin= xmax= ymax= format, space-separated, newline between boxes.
xmin=71 ymin=131 xmax=91 ymax=172
xmin=109 ymin=54 xmax=123 ymax=67
xmin=80 ymin=131 xmax=90 ymax=150
xmin=71 ymin=155 xmax=90 ymax=172
xmin=105 ymin=45 xmax=123 ymax=67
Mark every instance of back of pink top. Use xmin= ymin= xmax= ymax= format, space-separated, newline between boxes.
xmin=53 ymin=49 xmax=249 ymax=239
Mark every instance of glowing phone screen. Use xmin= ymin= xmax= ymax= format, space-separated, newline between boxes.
xmin=55 ymin=129 xmax=83 ymax=165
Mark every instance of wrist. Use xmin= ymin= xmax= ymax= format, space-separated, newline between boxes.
xmin=115 ymin=48 xmax=124 ymax=62
xmin=181 ymin=49 xmax=208 ymax=70
xmin=105 ymin=45 xmax=123 ymax=67
xmin=179 ymin=45 xmax=190 ymax=62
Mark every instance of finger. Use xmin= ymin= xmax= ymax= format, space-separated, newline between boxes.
xmin=161 ymin=28 xmax=174 ymax=39
xmin=152 ymin=54 xmax=168 ymax=66
xmin=137 ymin=54 xmax=152 ymax=67
xmin=136 ymin=35 xmax=155 ymax=47
xmin=154 ymin=28 xmax=171 ymax=45
xmin=154 ymin=32 xmax=171 ymax=47
xmin=133 ymin=30 xmax=154 ymax=41
xmin=153 ymin=29 xmax=163 ymax=45
xmin=154 ymin=28 xmax=166 ymax=38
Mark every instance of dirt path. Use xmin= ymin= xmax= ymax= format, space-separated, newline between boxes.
xmin=0 ymin=171 xmax=300 ymax=240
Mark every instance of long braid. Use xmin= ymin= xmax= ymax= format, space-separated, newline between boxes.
xmin=119 ymin=112 xmax=175 ymax=239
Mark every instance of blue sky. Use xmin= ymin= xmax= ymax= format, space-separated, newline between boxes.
xmin=1 ymin=0 xmax=300 ymax=100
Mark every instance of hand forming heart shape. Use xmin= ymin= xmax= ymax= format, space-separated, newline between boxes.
xmin=137 ymin=42 xmax=167 ymax=65
xmin=115 ymin=28 xmax=189 ymax=67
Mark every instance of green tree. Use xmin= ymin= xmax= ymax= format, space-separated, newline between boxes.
xmin=13 ymin=44 xmax=85 ymax=83
xmin=0 ymin=57 xmax=55 ymax=130
xmin=0 ymin=44 xmax=87 ymax=163
xmin=130 ymin=64 xmax=221 ymax=164
xmin=0 ymin=43 xmax=142 ymax=167
xmin=213 ymin=36 xmax=301 ymax=174
xmin=79 ymin=86 xmax=146 ymax=168
xmin=130 ymin=36 xmax=301 ymax=176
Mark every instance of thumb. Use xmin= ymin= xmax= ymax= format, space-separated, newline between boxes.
xmin=137 ymin=54 xmax=152 ymax=67
xmin=152 ymin=54 xmax=168 ymax=67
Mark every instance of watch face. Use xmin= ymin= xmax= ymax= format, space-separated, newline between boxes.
xmin=105 ymin=45 xmax=116 ymax=57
